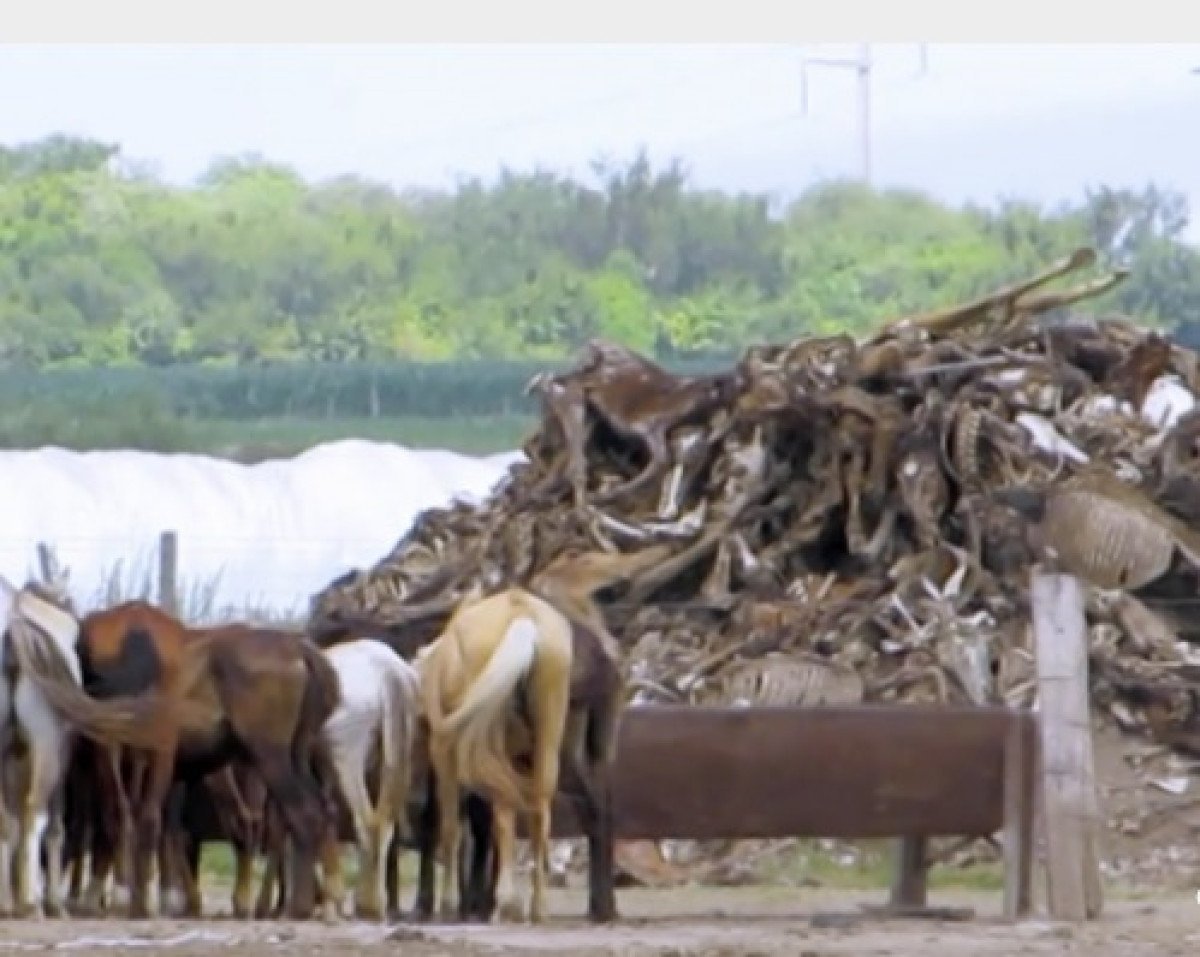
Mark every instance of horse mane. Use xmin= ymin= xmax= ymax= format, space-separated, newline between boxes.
xmin=14 ymin=583 xmax=84 ymax=678
xmin=24 ymin=578 xmax=76 ymax=616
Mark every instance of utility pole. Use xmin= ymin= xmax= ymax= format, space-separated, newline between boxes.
xmin=800 ymin=43 xmax=929 ymax=186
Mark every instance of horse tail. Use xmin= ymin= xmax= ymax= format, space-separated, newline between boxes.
xmin=6 ymin=617 xmax=204 ymax=751
xmin=444 ymin=615 xmax=536 ymax=736
xmin=380 ymin=654 xmax=421 ymax=842
xmin=444 ymin=608 xmax=542 ymax=812
xmin=296 ymin=639 xmax=342 ymax=762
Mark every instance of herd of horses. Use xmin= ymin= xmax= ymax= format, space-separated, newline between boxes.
xmin=0 ymin=543 xmax=671 ymax=925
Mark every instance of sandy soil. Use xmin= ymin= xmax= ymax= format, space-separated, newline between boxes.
xmin=0 ymin=885 xmax=1196 ymax=957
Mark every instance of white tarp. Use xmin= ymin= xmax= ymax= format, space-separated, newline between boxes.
xmin=0 ymin=439 xmax=522 ymax=623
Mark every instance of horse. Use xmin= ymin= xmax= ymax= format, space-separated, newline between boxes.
xmin=253 ymin=638 xmax=422 ymax=921
xmin=302 ymin=620 xmax=499 ymax=923
xmin=414 ymin=584 xmax=574 ymax=924
xmin=6 ymin=598 xmax=343 ymax=920
xmin=0 ymin=576 xmax=85 ymax=917
xmin=414 ymin=544 xmax=672 ymax=925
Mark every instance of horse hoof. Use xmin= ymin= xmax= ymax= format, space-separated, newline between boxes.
xmin=44 ymin=901 xmax=66 ymax=920
xmin=497 ymin=898 xmax=525 ymax=923
xmin=69 ymin=900 xmax=101 ymax=919
xmin=13 ymin=898 xmax=43 ymax=920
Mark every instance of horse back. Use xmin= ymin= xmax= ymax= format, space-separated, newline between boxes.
xmin=77 ymin=600 xmax=188 ymax=698
xmin=205 ymin=627 xmax=340 ymax=745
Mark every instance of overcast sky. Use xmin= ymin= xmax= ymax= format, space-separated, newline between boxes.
xmin=3 ymin=42 xmax=1200 ymax=236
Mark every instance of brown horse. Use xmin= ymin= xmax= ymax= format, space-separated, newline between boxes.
xmin=8 ymin=599 xmax=342 ymax=920
xmin=414 ymin=544 xmax=672 ymax=925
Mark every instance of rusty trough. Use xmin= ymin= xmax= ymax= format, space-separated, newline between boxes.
xmin=547 ymin=703 xmax=1039 ymax=919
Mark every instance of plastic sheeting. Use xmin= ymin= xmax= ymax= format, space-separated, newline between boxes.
xmin=0 ymin=439 xmax=522 ymax=622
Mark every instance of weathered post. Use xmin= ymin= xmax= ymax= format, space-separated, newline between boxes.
xmin=1030 ymin=569 xmax=1103 ymax=921
xmin=36 ymin=542 xmax=57 ymax=585
xmin=158 ymin=530 xmax=179 ymax=617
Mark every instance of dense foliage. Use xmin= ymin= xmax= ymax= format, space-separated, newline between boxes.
xmin=3 ymin=134 xmax=1198 ymax=375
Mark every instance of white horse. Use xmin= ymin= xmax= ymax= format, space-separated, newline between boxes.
xmin=258 ymin=637 xmax=422 ymax=920
xmin=0 ymin=575 xmax=83 ymax=917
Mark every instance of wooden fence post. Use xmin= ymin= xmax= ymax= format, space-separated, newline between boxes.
xmin=36 ymin=542 xmax=57 ymax=584
xmin=1030 ymin=570 xmax=1103 ymax=921
xmin=158 ymin=531 xmax=179 ymax=617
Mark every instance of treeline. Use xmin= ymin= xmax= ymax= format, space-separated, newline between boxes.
xmin=2 ymin=134 xmax=1199 ymax=373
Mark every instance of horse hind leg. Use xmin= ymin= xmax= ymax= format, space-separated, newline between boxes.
xmin=253 ymin=799 xmax=285 ymax=920
xmin=328 ymin=740 xmax=375 ymax=919
xmin=14 ymin=691 xmax=73 ymax=918
xmin=15 ymin=748 xmax=52 ymax=917
xmin=461 ymin=794 xmax=495 ymax=922
xmin=42 ymin=779 xmax=69 ymax=918
xmin=561 ymin=695 xmax=621 ymax=924
xmin=0 ymin=753 xmax=15 ymax=917
xmin=247 ymin=745 xmax=328 ymax=921
xmin=384 ymin=823 xmax=404 ymax=921
xmin=367 ymin=684 xmax=414 ymax=924
xmin=308 ymin=740 xmax=347 ymax=924
xmin=128 ymin=741 xmax=177 ymax=919
xmin=491 ymin=804 xmax=523 ymax=922
xmin=430 ymin=741 xmax=463 ymax=922
xmin=523 ymin=643 xmax=571 ymax=925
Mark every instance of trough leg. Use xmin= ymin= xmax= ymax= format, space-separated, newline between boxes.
xmin=1003 ymin=716 xmax=1037 ymax=920
xmin=888 ymin=836 xmax=928 ymax=910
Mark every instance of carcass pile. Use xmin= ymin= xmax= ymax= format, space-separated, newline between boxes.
xmin=309 ymin=247 xmax=1200 ymax=886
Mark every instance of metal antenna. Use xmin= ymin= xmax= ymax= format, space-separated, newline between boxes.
xmin=800 ymin=43 xmax=930 ymax=186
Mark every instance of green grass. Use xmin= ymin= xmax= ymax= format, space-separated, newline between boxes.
xmin=755 ymin=839 xmax=1004 ymax=891
xmin=199 ymin=840 xmax=415 ymax=893
xmin=197 ymin=839 xmax=1004 ymax=898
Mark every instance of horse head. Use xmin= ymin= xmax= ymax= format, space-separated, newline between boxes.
xmin=533 ymin=543 xmax=675 ymax=599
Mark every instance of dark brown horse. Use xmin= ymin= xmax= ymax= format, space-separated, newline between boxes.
xmin=9 ymin=599 xmax=342 ymax=920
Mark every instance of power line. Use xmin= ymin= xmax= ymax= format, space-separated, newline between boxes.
xmin=389 ymin=51 xmax=766 ymax=159
xmin=799 ymin=43 xmax=930 ymax=186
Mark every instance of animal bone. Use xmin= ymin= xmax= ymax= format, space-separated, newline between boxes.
xmin=305 ymin=250 xmax=1200 ymax=882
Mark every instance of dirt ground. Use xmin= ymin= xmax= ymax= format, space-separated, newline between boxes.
xmin=0 ymin=884 xmax=1196 ymax=957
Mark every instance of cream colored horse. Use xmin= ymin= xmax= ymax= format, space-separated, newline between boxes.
xmin=415 ymin=586 xmax=573 ymax=924
xmin=414 ymin=544 xmax=674 ymax=925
